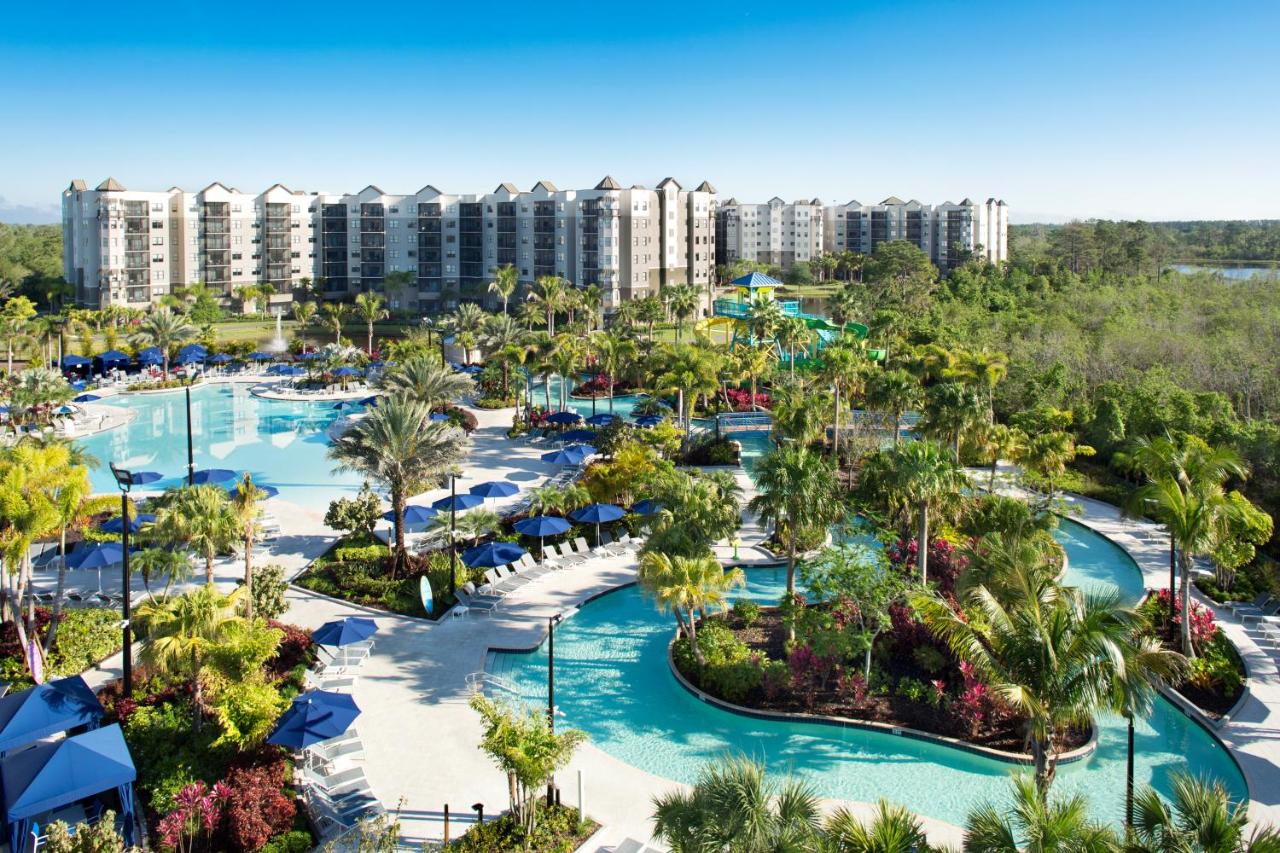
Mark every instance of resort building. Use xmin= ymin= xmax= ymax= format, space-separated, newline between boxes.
xmin=823 ymin=197 xmax=1008 ymax=270
xmin=715 ymin=197 xmax=826 ymax=270
xmin=61 ymin=177 xmax=718 ymax=313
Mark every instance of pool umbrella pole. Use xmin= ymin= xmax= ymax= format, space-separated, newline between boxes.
xmin=185 ymin=385 xmax=195 ymax=486
xmin=450 ymin=474 xmax=457 ymax=595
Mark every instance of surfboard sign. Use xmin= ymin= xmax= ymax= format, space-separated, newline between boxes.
xmin=419 ymin=574 xmax=434 ymax=615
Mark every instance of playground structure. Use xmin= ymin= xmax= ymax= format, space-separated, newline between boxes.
xmin=695 ymin=272 xmax=886 ymax=364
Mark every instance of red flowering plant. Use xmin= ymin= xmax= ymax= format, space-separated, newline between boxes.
xmin=723 ymin=387 xmax=772 ymax=411
xmin=887 ymin=538 xmax=968 ymax=597
xmin=952 ymin=661 xmax=989 ymax=737
xmin=158 ymin=781 xmax=231 ymax=853
xmin=1148 ymin=588 xmax=1218 ymax=651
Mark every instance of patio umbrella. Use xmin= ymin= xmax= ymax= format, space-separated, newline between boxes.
xmin=570 ymin=503 xmax=625 ymax=543
xmin=585 ymin=413 xmax=617 ymax=427
xmin=137 ymin=347 xmax=163 ymax=365
xmin=54 ymin=405 xmax=76 ymax=415
xmin=267 ymin=691 xmax=361 ymax=750
xmin=67 ymin=542 xmax=126 ymax=592
xmin=462 ymin=541 xmax=526 ymax=569
xmin=462 ymin=365 xmax=483 ymax=375
xmin=249 ymin=352 xmax=274 ymax=362
xmin=469 ymin=481 xmax=518 ymax=501
xmin=630 ymin=499 xmax=662 ymax=516
xmin=98 ymin=513 xmax=156 ymax=534
xmin=95 ymin=350 xmax=130 ymax=368
xmin=559 ymin=428 xmax=597 ymax=443
xmin=432 ymin=493 xmax=483 ymax=512
xmin=542 ymin=444 xmax=595 ymax=466
xmin=429 ymin=413 xmax=450 ymax=421
xmin=282 ymin=366 xmax=306 ymax=377
xmin=177 ymin=344 xmax=206 ymax=362
xmin=381 ymin=505 xmax=437 ymax=526
xmin=208 ymin=354 xmax=233 ymax=364
xmin=298 ymin=352 xmax=322 ymax=361
xmin=311 ymin=617 xmax=379 ymax=648
xmin=513 ymin=515 xmax=571 ymax=560
xmin=332 ymin=401 xmax=359 ymax=411
xmin=124 ymin=471 xmax=163 ymax=486
xmin=69 ymin=381 xmax=86 ymax=391
xmin=546 ymin=410 xmax=582 ymax=426
xmin=359 ymin=396 xmax=381 ymax=407
xmin=73 ymin=394 xmax=101 ymax=403
xmin=191 ymin=468 xmax=237 ymax=484
xmin=634 ymin=415 xmax=664 ymax=428
xmin=332 ymin=367 xmax=359 ymax=377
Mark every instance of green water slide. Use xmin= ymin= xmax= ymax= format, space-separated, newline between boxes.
xmin=796 ymin=314 xmax=885 ymax=361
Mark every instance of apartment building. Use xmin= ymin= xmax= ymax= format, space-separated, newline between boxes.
xmin=62 ymin=176 xmax=718 ymax=313
xmin=823 ymin=197 xmax=1008 ymax=270
xmin=715 ymin=197 xmax=826 ymax=270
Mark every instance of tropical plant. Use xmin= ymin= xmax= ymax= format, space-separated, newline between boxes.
xmin=975 ymin=423 xmax=1028 ymax=491
xmin=530 ymin=275 xmax=569 ymax=334
xmin=1127 ymin=771 xmax=1280 ymax=852
xmin=229 ymin=473 xmax=267 ymax=620
xmin=130 ymin=308 xmax=196 ymax=378
xmin=0 ymin=295 xmax=37 ymax=373
xmin=821 ymin=341 xmax=868 ymax=459
xmin=353 ymin=292 xmax=388 ymax=354
xmin=864 ymin=368 xmax=923 ymax=449
xmin=291 ymin=299 xmax=317 ymax=347
xmin=376 ymin=355 xmax=474 ymax=410
xmin=964 ymin=774 xmax=1118 ymax=853
xmin=321 ymin=302 xmax=350 ymax=344
xmin=637 ymin=551 xmax=744 ymax=667
xmin=488 ymin=263 xmax=518 ymax=314
xmin=1023 ymin=430 xmax=1094 ymax=503
xmin=589 ymin=331 xmax=638 ymax=413
xmin=656 ymin=344 xmax=722 ymax=437
xmin=329 ymin=397 xmax=470 ymax=575
xmin=826 ymin=799 xmax=932 ymax=853
xmin=155 ymin=485 xmax=238 ymax=584
xmin=665 ymin=284 xmax=702 ymax=343
xmin=922 ymin=380 xmax=986 ymax=458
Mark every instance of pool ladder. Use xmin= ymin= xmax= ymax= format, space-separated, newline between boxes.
xmin=465 ymin=671 xmax=521 ymax=697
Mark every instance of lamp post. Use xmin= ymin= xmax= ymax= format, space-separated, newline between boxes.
xmin=184 ymin=384 xmax=195 ymax=486
xmin=547 ymin=612 xmax=563 ymax=805
xmin=449 ymin=473 xmax=458 ymax=596
xmin=108 ymin=463 xmax=134 ymax=698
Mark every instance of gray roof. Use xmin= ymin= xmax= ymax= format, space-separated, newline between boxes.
xmin=960 ymin=197 xmax=974 ymax=206
xmin=532 ymin=180 xmax=558 ymax=193
xmin=595 ymin=175 xmax=622 ymax=190
xmin=68 ymin=179 xmax=87 ymax=191
xmin=495 ymin=182 xmax=519 ymax=194
xmin=695 ymin=180 xmax=717 ymax=193
xmin=657 ymin=177 xmax=682 ymax=189
xmin=96 ymin=177 xmax=125 ymax=192
xmin=417 ymin=184 xmax=442 ymax=195
xmin=200 ymin=181 xmax=233 ymax=193
xmin=880 ymin=196 xmax=905 ymax=206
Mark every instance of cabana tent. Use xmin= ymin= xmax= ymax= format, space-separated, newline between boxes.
xmin=0 ymin=676 xmax=102 ymax=758
xmin=93 ymin=351 xmax=130 ymax=372
xmin=2 ymin=724 xmax=136 ymax=852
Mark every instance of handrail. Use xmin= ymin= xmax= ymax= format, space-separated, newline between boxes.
xmin=465 ymin=671 xmax=521 ymax=696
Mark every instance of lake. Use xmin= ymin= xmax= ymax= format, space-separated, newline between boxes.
xmin=1171 ymin=263 xmax=1279 ymax=280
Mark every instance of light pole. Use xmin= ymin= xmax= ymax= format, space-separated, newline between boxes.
xmin=449 ymin=473 xmax=458 ymax=596
xmin=547 ymin=612 xmax=563 ymax=805
xmin=184 ymin=384 xmax=195 ymax=486
xmin=108 ymin=463 xmax=134 ymax=698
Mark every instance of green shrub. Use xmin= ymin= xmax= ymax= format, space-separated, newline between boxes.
xmin=1188 ymin=632 xmax=1244 ymax=697
xmin=333 ymin=544 xmax=387 ymax=564
xmin=49 ymin=608 xmax=123 ymax=676
xmin=895 ymin=677 xmax=929 ymax=703
xmin=705 ymin=660 xmax=763 ymax=702
xmin=475 ymin=396 xmax=517 ymax=409
xmin=260 ymin=830 xmax=314 ymax=853
xmin=324 ymin=484 xmax=382 ymax=537
xmin=732 ymin=598 xmax=761 ymax=628
xmin=911 ymin=645 xmax=948 ymax=675
xmin=450 ymin=804 xmax=589 ymax=852
xmin=246 ymin=564 xmax=289 ymax=620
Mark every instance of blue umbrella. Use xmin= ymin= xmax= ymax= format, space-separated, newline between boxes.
xmin=282 ymin=366 xmax=306 ymax=377
xmin=429 ymin=413 xmax=450 ymax=421
xmin=630 ymin=499 xmax=662 ymax=516
xmin=513 ymin=515 xmax=572 ymax=560
xmin=98 ymin=513 xmax=156 ymax=534
xmin=229 ymin=483 xmax=279 ymax=499
xmin=381 ymin=505 xmax=437 ymax=525
xmin=191 ymin=468 xmax=236 ymax=484
xmin=469 ymin=481 xmax=519 ymax=500
xmin=571 ymin=502 xmax=625 ymax=542
xmin=61 ymin=355 xmax=90 ymax=368
xmin=0 ymin=406 xmax=8 ymax=415
xmin=298 ymin=352 xmax=322 ymax=361
xmin=462 ymin=541 xmax=527 ymax=569
xmin=585 ymin=413 xmax=617 ymax=427
xmin=95 ymin=350 xmax=130 ymax=366
xmin=177 ymin=344 xmax=206 ymax=361
xmin=137 ymin=347 xmax=163 ymax=365
xmin=542 ymin=444 xmax=595 ymax=466
xmin=73 ymin=394 xmax=101 ymax=403
xmin=175 ymin=351 xmax=204 ymax=365
xmin=249 ymin=351 xmax=273 ymax=361
xmin=359 ymin=396 xmax=381 ymax=407
xmin=311 ymin=617 xmax=379 ymax=648
xmin=559 ymin=428 xmax=598 ymax=443
xmin=462 ymin=365 xmax=483 ymax=375
xmin=69 ymin=381 xmax=86 ymax=391
xmin=267 ymin=690 xmax=361 ymax=750
xmin=546 ymin=410 xmax=582 ymax=426
xmin=208 ymin=353 xmax=233 ymax=364
xmin=635 ymin=415 xmax=664 ymax=427
xmin=125 ymin=471 xmax=163 ymax=486
xmin=54 ymin=405 xmax=75 ymax=415
xmin=433 ymin=493 xmax=483 ymax=512
xmin=332 ymin=401 xmax=359 ymax=411
xmin=332 ymin=367 xmax=360 ymax=377
xmin=66 ymin=542 xmax=126 ymax=591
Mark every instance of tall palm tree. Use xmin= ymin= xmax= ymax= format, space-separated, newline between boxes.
xmin=329 ymin=397 xmax=470 ymax=575
xmin=376 ymin=355 xmax=474 ymax=410
xmin=291 ymin=300 xmax=317 ymax=348
xmin=665 ymin=284 xmax=702 ymax=343
xmin=821 ymin=341 xmax=867 ymax=459
xmin=953 ymin=348 xmax=1009 ymax=425
xmin=530 ymin=275 xmax=568 ymax=334
xmin=134 ymin=584 xmax=244 ymax=732
xmin=746 ymin=295 xmax=785 ymax=349
xmin=826 ymin=800 xmax=932 ymax=853
xmin=548 ymin=337 xmax=582 ymax=412
xmin=865 ymin=368 xmax=923 ymax=448
xmin=913 ymin=568 xmax=1183 ymax=798
xmin=1127 ymin=436 xmax=1247 ymax=657
xmin=43 ymin=453 xmax=91 ymax=653
xmin=156 ymin=484 xmax=238 ymax=584
xmin=353 ymin=292 xmax=388 ymax=355
xmin=748 ymin=445 xmax=843 ymax=606
xmin=229 ymin=473 xmax=267 ymax=620
xmin=321 ymin=302 xmax=351 ymax=344
xmin=590 ymin=331 xmax=637 ymax=414
xmin=964 ymin=774 xmax=1118 ymax=853
xmin=1023 ymin=430 xmax=1092 ymax=504
xmin=487 ymin=263 xmax=518 ymax=314
xmin=776 ymin=316 xmax=812 ymax=376
xmin=130 ymin=308 xmax=196 ymax=378
xmin=656 ymin=344 xmax=722 ymax=438
xmin=732 ymin=344 xmax=774 ymax=415
xmin=1128 ymin=771 xmax=1280 ymax=852
xmin=637 ymin=552 xmax=744 ymax=667
xmin=481 ymin=313 xmax=527 ymax=401
xmin=651 ymin=756 xmax=823 ymax=852
xmin=976 ymin=423 xmax=1028 ymax=491
xmin=768 ymin=379 xmax=830 ymax=447
xmin=636 ymin=295 xmax=665 ymax=342
xmin=922 ymin=380 xmax=985 ymax=459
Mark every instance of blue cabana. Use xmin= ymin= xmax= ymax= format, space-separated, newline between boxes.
xmin=208 ymin=353 xmax=233 ymax=364
xmin=136 ymin=347 xmax=163 ymax=366
xmin=0 ymin=676 xmax=102 ymax=758
xmin=60 ymin=355 xmax=90 ymax=369
xmin=176 ymin=344 xmax=207 ymax=364
xmin=249 ymin=351 xmax=274 ymax=362
xmin=93 ymin=351 xmax=130 ymax=371
xmin=2 ymin=724 xmax=137 ymax=852
xmin=546 ymin=411 xmax=582 ymax=426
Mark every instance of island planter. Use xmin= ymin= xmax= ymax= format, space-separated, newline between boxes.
xmin=665 ymin=637 xmax=1098 ymax=768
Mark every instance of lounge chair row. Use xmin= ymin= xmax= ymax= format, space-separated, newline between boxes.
xmin=301 ymin=729 xmax=385 ymax=839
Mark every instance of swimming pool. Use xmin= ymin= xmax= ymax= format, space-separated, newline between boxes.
xmin=77 ymin=384 xmax=365 ymax=508
xmin=527 ymin=375 xmax=647 ymax=421
xmin=490 ymin=515 xmax=1245 ymax=827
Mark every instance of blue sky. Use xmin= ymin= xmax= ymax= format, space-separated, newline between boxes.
xmin=2 ymin=0 xmax=1277 ymax=223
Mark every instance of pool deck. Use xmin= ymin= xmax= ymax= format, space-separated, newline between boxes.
xmin=984 ymin=464 xmax=1280 ymax=831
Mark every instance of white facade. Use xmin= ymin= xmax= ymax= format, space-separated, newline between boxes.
xmin=715 ymin=197 xmax=825 ymax=269
xmin=823 ymin=196 xmax=1008 ymax=270
xmin=63 ymin=176 xmax=718 ymax=312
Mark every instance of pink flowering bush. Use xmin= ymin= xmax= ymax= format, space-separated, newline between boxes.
xmin=723 ymin=387 xmax=771 ymax=411
xmin=837 ymin=669 xmax=869 ymax=707
xmin=888 ymin=538 xmax=968 ymax=596
xmin=1149 ymin=588 xmax=1218 ymax=650
xmin=158 ymin=781 xmax=230 ymax=853
xmin=952 ymin=661 xmax=989 ymax=737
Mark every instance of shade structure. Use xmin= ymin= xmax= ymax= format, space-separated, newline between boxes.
xmin=332 ymin=401 xmax=359 ymax=411
xmin=585 ymin=413 xmax=617 ymax=427
xmin=0 ymin=676 xmax=103 ymax=758
xmin=98 ymin=513 xmax=156 ymax=534
xmin=546 ymin=410 xmax=582 ymax=426
xmin=208 ymin=353 xmax=233 ymax=364
xmin=432 ymin=493 xmax=483 ymax=512
xmin=2 ymin=723 xmax=137 ymax=852
xmin=229 ymin=483 xmax=279 ymax=500
xmin=94 ymin=350 xmax=130 ymax=367
xmin=630 ymin=499 xmax=662 ymax=516
xmin=60 ymin=355 xmax=90 ymax=368
xmin=513 ymin=515 xmax=572 ymax=561
xmin=381 ymin=505 xmax=437 ymax=525
xmin=266 ymin=691 xmax=361 ymax=750
xmin=461 ymin=364 xmax=483 ymax=375
xmin=359 ymin=396 xmax=381 ymax=406
xmin=559 ymin=428 xmax=597 ymax=443
xmin=72 ymin=394 xmax=101 ymax=403
xmin=542 ymin=444 xmax=594 ymax=466
xmin=54 ymin=405 xmax=76 ymax=415
xmin=731 ymin=271 xmax=783 ymax=288
xmin=469 ymin=481 xmax=518 ymax=500
xmin=462 ymin=541 xmax=526 ymax=569
xmin=332 ymin=366 xmax=360 ymax=377
xmin=125 ymin=470 xmax=163 ymax=486
xmin=249 ymin=351 xmax=273 ymax=361
xmin=176 ymin=344 xmax=207 ymax=363
xmin=311 ymin=617 xmax=378 ymax=648
xmin=283 ymin=366 xmax=306 ymax=377
xmin=191 ymin=468 xmax=236 ymax=484
xmin=66 ymin=542 xmax=125 ymax=570
xmin=136 ymin=347 xmax=163 ymax=365
xmin=634 ymin=415 xmax=664 ymax=428
xmin=571 ymin=503 xmax=625 ymax=525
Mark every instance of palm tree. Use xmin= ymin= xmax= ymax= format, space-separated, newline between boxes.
xmin=230 ymin=473 xmax=267 ymax=620
xmin=156 ymin=485 xmax=238 ymax=584
xmin=913 ymin=568 xmax=1183 ymax=798
xmin=976 ymin=423 xmax=1028 ymax=491
xmin=321 ymin=302 xmax=350 ymax=344
xmin=548 ymin=337 xmax=582 ymax=412
xmin=637 ymin=552 xmax=743 ymax=667
xmin=43 ymin=453 xmax=90 ymax=653
xmin=1128 ymin=771 xmax=1280 ymax=852
xmin=1023 ymin=430 xmax=1093 ymax=504
xmin=134 ymin=584 xmax=244 ymax=732
xmin=291 ymin=300 xmax=317 ymax=348
xmin=746 ymin=294 xmax=785 ymax=349
xmin=953 ymin=348 xmax=1009 ymax=425
xmin=488 ymin=264 xmax=518 ymax=315
xmin=922 ymin=380 xmax=985 ymax=459
xmin=651 ymin=756 xmax=823 ymax=852
xmin=481 ymin=313 xmax=526 ymax=401
xmin=768 ymin=379 xmax=830 ymax=447
xmin=748 ymin=445 xmax=843 ymax=607
xmin=590 ymin=331 xmax=637 ymax=413
xmin=353 ymin=292 xmax=388 ymax=355
xmin=826 ymin=800 xmax=932 ymax=853
xmin=130 ymin=308 xmax=196 ymax=378
xmin=665 ymin=284 xmax=702 ymax=342
xmin=530 ymin=275 xmax=568 ymax=334
xmin=865 ymin=368 xmax=923 ymax=448
xmin=636 ymin=296 xmax=665 ymax=342
xmin=376 ymin=355 xmax=474 ymax=411
xmin=732 ymin=344 xmax=773 ymax=415
xmin=776 ymin=316 xmax=812 ymax=376
xmin=964 ymin=774 xmax=1118 ymax=853
xmin=656 ymin=344 xmax=721 ymax=438
xmin=1127 ymin=436 xmax=1247 ymax=657
xmin=329 ymin=397 xmax=470 ymax=575
xmin=821 ymin=341 xmax=867 ymax=459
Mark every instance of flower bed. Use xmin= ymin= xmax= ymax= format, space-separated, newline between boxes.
xmin=448 ymin=804 xmax=596 ymax=852
xmin=1139 ymin=590 xmax=1245 ymax=718
xmin=0 ymin=607 xmax=124 ymax=690
xmin=294 ymin=533 xmax=465 ymax=618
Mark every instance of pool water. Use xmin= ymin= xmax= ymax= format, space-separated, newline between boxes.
xmin=491 ymin=514 xmax=1245 ymax=827
xmin=527 ymin=375 xmax=646 ymax=421
xmin=78 ymin=384 xmax=365 ymax=508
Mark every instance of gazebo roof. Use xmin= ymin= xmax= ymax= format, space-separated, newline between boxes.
xmin=731 ymin=272 xmax=783 ymax=290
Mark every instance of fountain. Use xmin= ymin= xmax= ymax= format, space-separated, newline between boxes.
xmin=267 ymin=310 xmax=287 ymax=353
